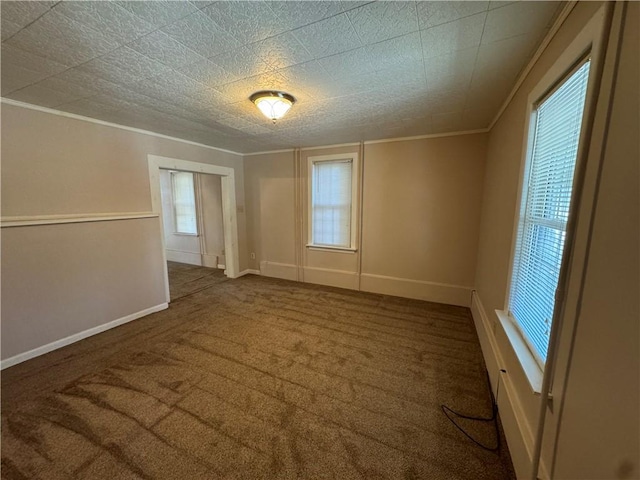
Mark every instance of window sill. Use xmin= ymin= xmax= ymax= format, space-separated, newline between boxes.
xmin=173 ymin=232 xmax=198 ymax=237
xmin=495 ymin=309 xmax=550 ymax=398
xmin=306 ymin=244 xmax=357 ymax=253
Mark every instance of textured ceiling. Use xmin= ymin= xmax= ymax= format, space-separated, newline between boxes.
xmin=1 ymin=1 xmax=562 ymax=154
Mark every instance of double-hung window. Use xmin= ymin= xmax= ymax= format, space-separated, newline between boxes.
xmin=171 ymin=171 xmax=198 ymax=235
xmin=308 ymin=153 xmax=358 ymax=250
xmin=508 ymin=59 xmax=591 ymax=368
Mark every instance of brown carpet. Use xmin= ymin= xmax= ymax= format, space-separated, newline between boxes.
xmin=1 ymin=262 xmax=516 ymax=479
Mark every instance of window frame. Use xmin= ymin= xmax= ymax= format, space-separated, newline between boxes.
xmin=170 ymin=170 xmax=198 ymax=236
xmin=306 ymin=153 xmax=359 ymax=252
xmin=497 ymin=5 xmax=607 ymax=394
xmin=508 ymin=56 xmax=592 ymax=370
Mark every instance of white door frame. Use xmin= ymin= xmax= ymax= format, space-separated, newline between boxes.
xmin=148 ymin=154 xmax=240 ymax=303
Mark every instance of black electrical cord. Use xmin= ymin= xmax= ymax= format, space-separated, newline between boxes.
xmin=440 ymin=369 xmax=503 ymax=452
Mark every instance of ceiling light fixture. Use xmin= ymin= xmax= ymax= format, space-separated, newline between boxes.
xmin=250 ymin=91 xmax=295 ymax=123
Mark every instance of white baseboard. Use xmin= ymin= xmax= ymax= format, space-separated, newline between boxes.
xmin=217 ymin=264 xmax=226 ymax=269
xmin=236 ymin=269 xmax=260 ymax=277
xmin=360 ymin=273 xmax=472 ymax=307
xmin=201 ymin=253 xmax=218 ymax=268
xmin=0 ymin=303 xmax=168 ymax=370
xmin=470 ymin=291 xmax=548 ymax=480
xmin=303 ymin=266 xmax=359 ymax=290
xmin=258 ymin=263 xmax=472 ymax=303
xmin=260 ymin=261 xmax=298 ymax=281
xmin=166 ymin=249 xmax=201 ymax=266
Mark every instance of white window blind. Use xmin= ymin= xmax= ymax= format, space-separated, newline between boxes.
xmin=509 ymin=60 xmax=590 ymax=366
xmin=171 ymin=171 xmax=197 ymax=235
xmin=311 ymin=160 xmax=353 ymax=248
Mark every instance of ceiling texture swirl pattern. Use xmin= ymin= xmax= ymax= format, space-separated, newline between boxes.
xmin=1 ymin=1 xmax=561 ymax=153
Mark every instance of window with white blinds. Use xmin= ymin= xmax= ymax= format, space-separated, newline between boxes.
xmin=171 ymin=171 xmax=198 ymax=235
xmin=509 ymin=59 xmax=590 ymax=367
xmin=310 ymin=158 xmax=354 ymax=248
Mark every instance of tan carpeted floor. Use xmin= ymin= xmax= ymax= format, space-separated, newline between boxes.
xmin=1 ymin=262 xmax=516 ymax=479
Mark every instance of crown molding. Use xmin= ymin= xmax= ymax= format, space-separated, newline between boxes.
xmin=243 ymin=142 xmax=362 ymax=157
xmin=6 ymin=0 xmax=578 ymax=172
xmin=300 ymin=142 xmax=360 ymax=152
xmin=243 ymin=129 xmax=493 ymax=157
xmin=488 ymin=1 xmax=578 ymax=130
xmin=300 ymin=142 xmax=361 ymax=151
xmin=363 ymin=128 xmax=489 ymax=145
xmin=1 ymin=98 xmax=244 ymax=157
xmin=243 ymin=148 xmax=295 ymax=157
xmin=2 ymin=1 xmax=579 ymax=158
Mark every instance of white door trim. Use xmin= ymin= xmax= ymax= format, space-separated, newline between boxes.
xmin=147 ymin=154 xmax=240 ymax=303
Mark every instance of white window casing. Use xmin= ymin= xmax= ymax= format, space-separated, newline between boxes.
xmin=508 ymin=59 xmax=591 ymax=368
xmin=171 ymin=171 xmax=198 ymax=235
xmin=307 ymin=153 xmax=358 ymax=251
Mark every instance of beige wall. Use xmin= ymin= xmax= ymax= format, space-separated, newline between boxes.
xmin=1 ymin=219 xmax=166 ymax=359
xmin=473 ymin=1 xmax=639 ymax=478
xmin=554 ymin=2 xmax=639 ymax=477
xmin=244 ymin=135 xmax=487 ymax=305
xmin=1 ymin=105 xmax=247 ymax=248
xmin=4 ymin=3 xmax=637 ymax=474
xmin=244 ymin=151 xmax=296 ymax=273
xmin=1 ymin=103 xmax=246 ymax=363
xmin=361 ymin=135 xmax=486 ymax=293
xmin=199 ymin=173 xmax=225 ymax=267
xmin=473 ymin=5 xmax=603 ymax=468
xmin=474 ymin=1 xmax=605 ymax=318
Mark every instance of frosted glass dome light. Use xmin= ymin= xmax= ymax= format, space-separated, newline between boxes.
xmin=250 ymin=91 xmax=295 ymax=123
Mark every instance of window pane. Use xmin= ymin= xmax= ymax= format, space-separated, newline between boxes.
xmin=172 ymin=172 xmax=197 ymax=235
xmin=312 ymin=160 xmax=352 ymax=247
xmin=509 ymin=60 xmax=590 ymax=365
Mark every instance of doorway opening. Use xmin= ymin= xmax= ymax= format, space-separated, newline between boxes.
xmin=160 ymin=170 xmax=227 ymax=301
xmin=148 ymin=155 xmax=240 ymax=304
